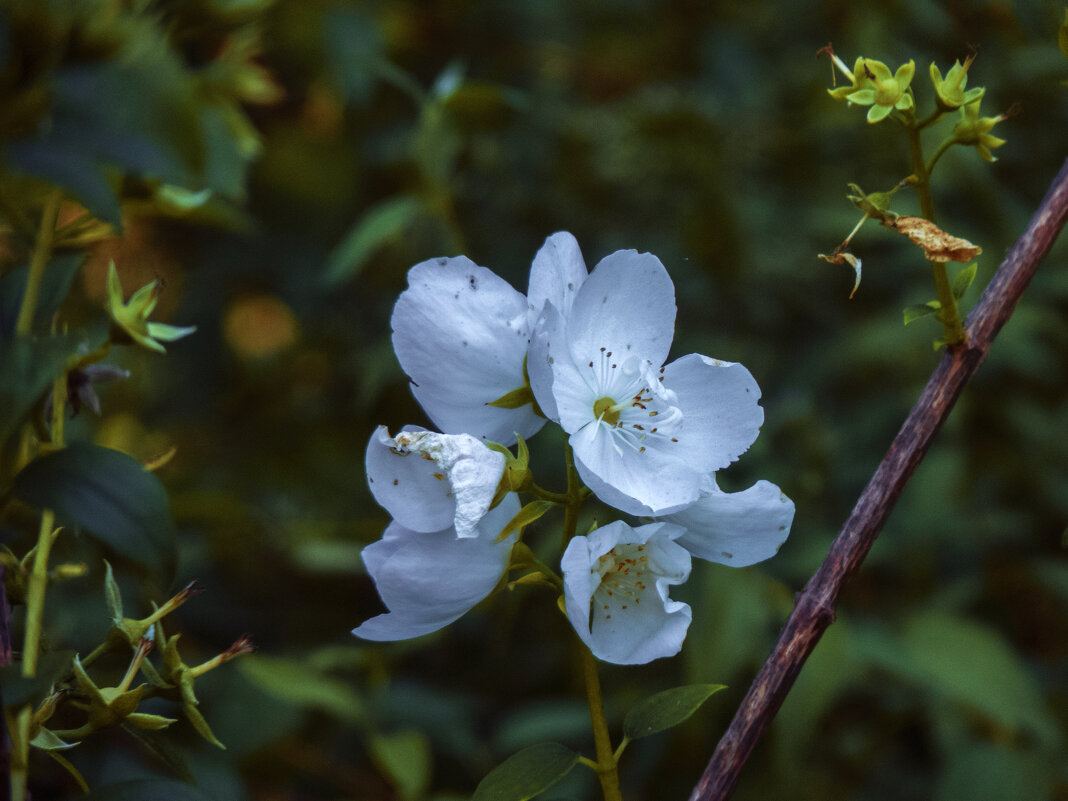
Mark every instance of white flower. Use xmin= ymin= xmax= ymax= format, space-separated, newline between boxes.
xmin=353 ymin=494 xmax=520 ymax=641
xmin=365 ymin=426 xmax=505 ymax=539
xmin=561 ymin=520 xmax=692 ymax=665
xmin=662 ymin=477 xmax=795 ymax=566
xmin=529 ymin=241 xmax=765 ymax=517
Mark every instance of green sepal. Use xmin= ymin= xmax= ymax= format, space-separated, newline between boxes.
xmin=952 ymin=262 xmax=978 ymax=300
xmin=487 ymin=385 xmax=535 ymax=410
xmin=472 ymin=742 xmax=580 ymax=801
xmin=488 ymin=436 xmax=532 ymax=509
xmin=30 ymin=727 xmax=78 ymax=751
xmin=103 ymin=560 xmax=124 ymax=623
xmin=179 ymin=697 xmax=225 ymax=749
xmin=847 ymin=183 xmax=899 ymax=223
xmin=903 ymin=301 xmax=941 ymax=326
xmin=496 ymin=500 xmax=555 ymax=543
xmin=125 ymin=712 xmax=178 ymax=731
xmin=622 ymin=684 xmax=727 ymax=741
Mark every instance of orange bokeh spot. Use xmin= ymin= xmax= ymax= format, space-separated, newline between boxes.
xmin=223 ymin=294 xmax=299 ymax=359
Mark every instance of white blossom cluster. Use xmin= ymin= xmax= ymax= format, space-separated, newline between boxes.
xmin=353 ymin=233 xmax=794 ymax=664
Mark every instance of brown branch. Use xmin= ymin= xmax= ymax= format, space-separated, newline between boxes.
xmin=689 ymin=156 xmax=1068 ymax=801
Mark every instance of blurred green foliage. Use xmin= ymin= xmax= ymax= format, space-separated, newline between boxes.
xmin=2 ymin=0 xmax=1068 ymax=799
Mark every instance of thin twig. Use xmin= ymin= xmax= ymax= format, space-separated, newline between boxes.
xmin=689 ymin=156 xmax=1068 ymax=801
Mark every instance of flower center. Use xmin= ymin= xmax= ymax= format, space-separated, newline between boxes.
xmin=582 ymin=349 xmax=683 ymax=455
xmin=592 ymin=543 xmax=649 ymax=619
xmin=592 ymin=396 xmax=620 ymax=426
xmin=874 ymin=78 xmax=899 ymax=105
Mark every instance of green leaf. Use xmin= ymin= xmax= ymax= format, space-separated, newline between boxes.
xmin=81 ymin=779 xmax=213 ymax=801
xmin=0 ymin=333 xmax=87 ymax=444
xmin=370 ymin=730 xmax=432 ymax=801
xmin=496 ymin=500 xmax=555 ymax=542
xmin=622 ymin=683 xmax=726 ymax=740
xmin=472 ymin=742 xmax=580 ymax=801
xmin=12 ymin=443 xmax=176 ymax=579
xmin=324 ymin=195 xmax=422 ymax=286
xmin=903 ymin=301 xmax=941 ymax=326
xmin=0 ymin=651 xmax=75 ymax=707
xmin=952 ymin=262 xmax=978 ymax=300
xmin=934 ymin=741 xmax=1053 ymax=801
xmin=238 ymin=655 xmax=366 ymax=724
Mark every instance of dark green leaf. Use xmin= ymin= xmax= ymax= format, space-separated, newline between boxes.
xmin=0 ymin=333 xmax=86 ymax=444
xmin=13 ymin=444 xmax=176 ymax=579
xmin=81 ymin=779 xmax=212 ymax=801
xmin=0 ymin=650 xmax=75 ymax=706
xmin=473 ymin=742 xmax=580 ymax=801
xmin=370 ymin=731 xmax=431 ymax=801
xmin=623 ymin=684 xmax=726 ymax=740
xmin=951 ymin=262 xmax=978 ymax=301
xmin=903 ymin=301 xmax=940 ymax=326
xmin=323 ymin=195 xmax=422 ymax=286
xmin=238 ymin=655 xmax=366 ymax=724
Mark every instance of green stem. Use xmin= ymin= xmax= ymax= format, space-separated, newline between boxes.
xmin=581 ymin=645 xmax=624 ymax=801
xmin=22 ymin=368 xmax=67 ymax=675
xmin=907 ymin=120 xmax=966 ymax=344
xmin=22 ymin=509 xmax=56 ymax=678
xmin=561 ymin=444 xmax=584 ymax=549
xmin=14 ymin=189 xmax=63 ymax=336
xmin=925 ymin=136 xmax=957 ymax=177
xmin=914 ymin=108 xmax=946 ymax=131
xmin=930 ymin=260 xmax=967 ymax=345
xmin=10 ymin=706 xmax=31 ymax=801
xmin=906 ymin=125 xmax=936 ymax=222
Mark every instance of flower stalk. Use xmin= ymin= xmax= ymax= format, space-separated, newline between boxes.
xmin=581 ymin=644 xmax=624 ymax=801
xmin=14 ymin=189 xmax=62 ymax=337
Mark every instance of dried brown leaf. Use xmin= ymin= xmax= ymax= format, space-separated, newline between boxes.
xmin=882 ymin=216 xmax=982 ymax=262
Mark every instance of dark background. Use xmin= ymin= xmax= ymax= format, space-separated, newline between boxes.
xmin=2 ymin=1 xmax=1067 ymax=799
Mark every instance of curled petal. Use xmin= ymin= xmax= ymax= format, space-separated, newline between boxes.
xmin=365 ymin=426 xmax=505 ymax=538
xmin=353 ymin=495 xmax=520 ymax=641
xmin=562 ymin=520 xmax=691 ymax=665
xmin=665 ymin=479 xmax=795 ymax=566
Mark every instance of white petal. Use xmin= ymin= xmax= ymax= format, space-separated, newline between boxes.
xmin=527 ymin=302 xmax=569 ymax=422
xmin=564 ymin=249 xmax=676 ymax=371
xmin=353 ymin=495 xmax=520 ymax=641
xmin=527 ymin=231 xmax=588 ymax=325
xmin=660 ymin=354 xmax=764 ymax=473
xmin=391 ymin=256 xmax=543 ymax=445
xmin=561 ymin=521 xmax=692 ymax=665
xmin=365 ymin=426 xmax=505 ymax=538
xmin=571 ymin=425 xmax=702 ymax=516
xmin=666 ymin=479 xmax=795 ymax=566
